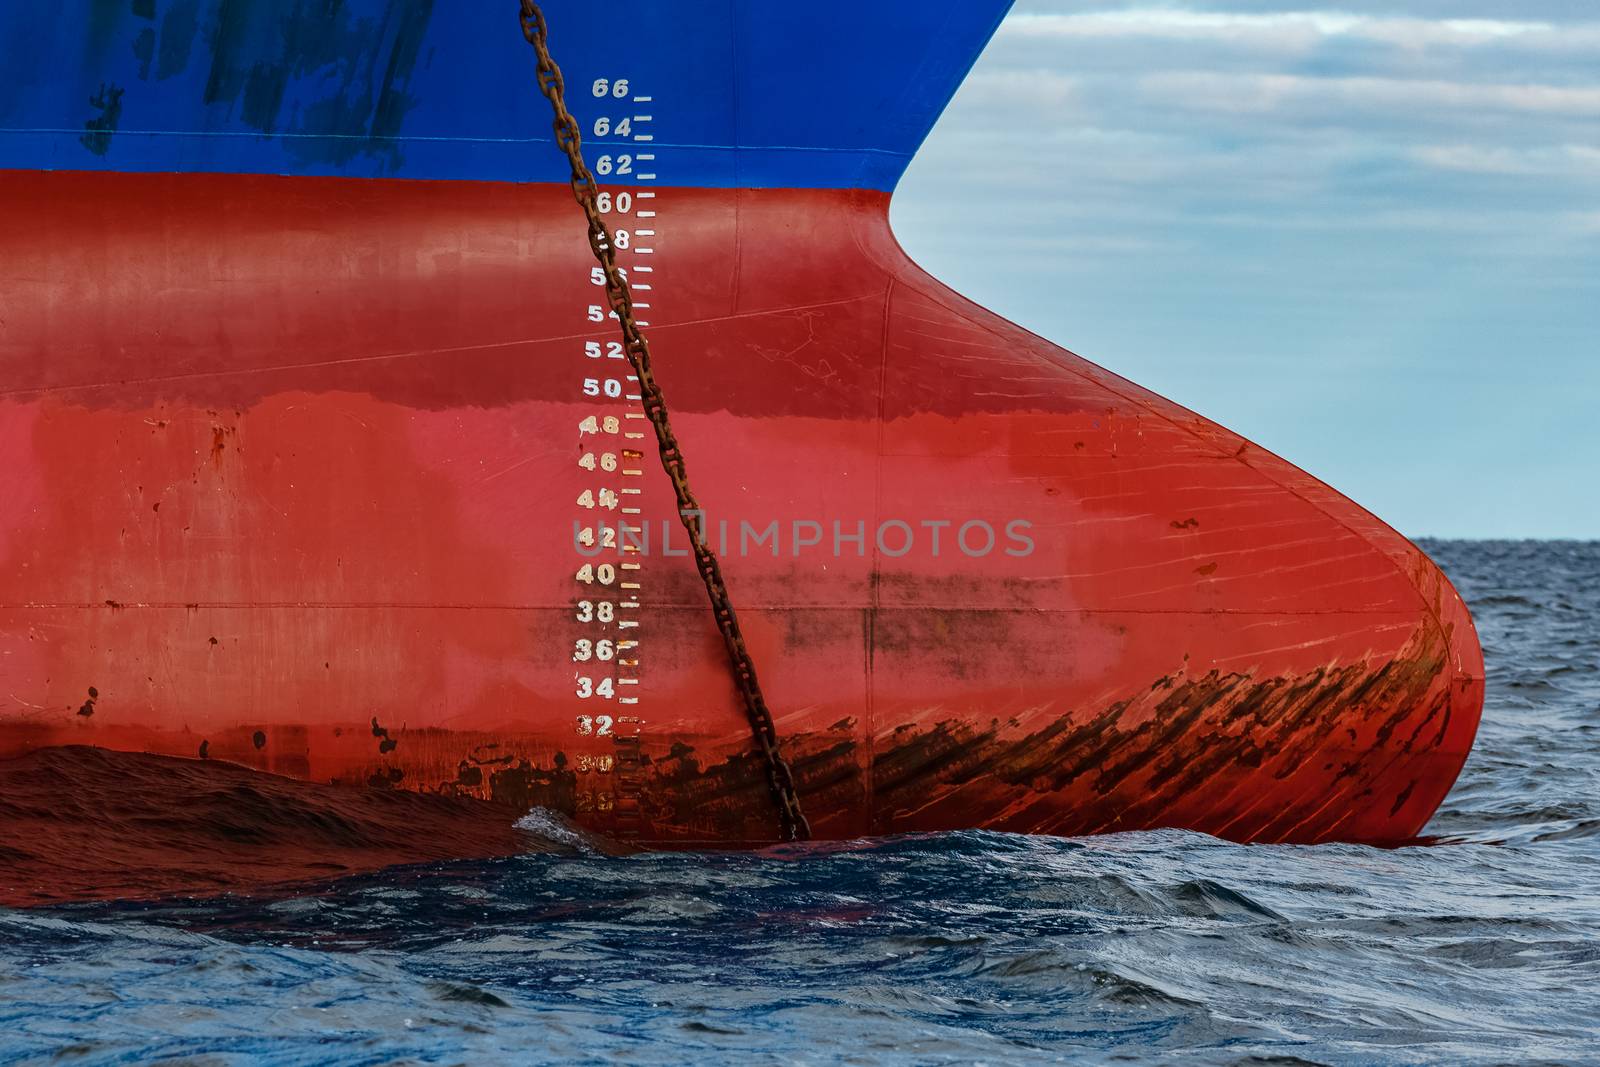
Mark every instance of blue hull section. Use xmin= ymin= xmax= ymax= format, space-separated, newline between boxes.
xmin=0 ymin=0 xmax=1011 ymax=189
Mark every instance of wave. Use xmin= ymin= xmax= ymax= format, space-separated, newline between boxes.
xmin=0 ymin=745 xmax=588 ymax=908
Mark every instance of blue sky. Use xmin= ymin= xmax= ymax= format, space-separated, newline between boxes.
xmin=893 ymin=0 xmax=1599 ymax=539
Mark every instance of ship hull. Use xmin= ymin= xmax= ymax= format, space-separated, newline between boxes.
xmin=0 ymin=170 xmax=1483 ymax=845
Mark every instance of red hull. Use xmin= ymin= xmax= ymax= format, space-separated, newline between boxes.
xmin=0 ymin=171 xmax=1483 ymax=846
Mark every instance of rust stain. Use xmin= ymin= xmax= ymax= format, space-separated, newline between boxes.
xmin=263 ymin=618 xmax=1460 ymax=848
xmin=615 ymin=619 xmax=1456 ymax=845
xmin=1390 ymin=778 xmax=1417 ymax=817
xmin=30 ymin=625 xmax=1462 ymax=849
xmin=211 ymin=425 xmax=227 ymax=463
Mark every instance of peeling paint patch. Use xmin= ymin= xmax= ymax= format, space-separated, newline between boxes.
xmin=371 ymin=716 xmax=398 ymax=755
xmin=197 ymin=0 xmax=439 ymax=168
xmin=79 ymin=83 xmax=124 ymax=156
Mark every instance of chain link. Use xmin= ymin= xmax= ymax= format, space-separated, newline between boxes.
xmin=518 ymin=2 xmax=810 ymax=842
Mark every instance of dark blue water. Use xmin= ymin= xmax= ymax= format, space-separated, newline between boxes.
xmin=3 ymin=540 xmax=1597 ymax=1066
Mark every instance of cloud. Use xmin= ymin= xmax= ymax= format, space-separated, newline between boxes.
xmin=1410 ymin=143 xmax=1600 ymax=177
xmin=960 ymin=70 xmax=1081 ymax=109
xmin=999 ymin=10 xmax=1600 ymax=53
xmin=1138 ymin=72 xmax=1600 ymax=118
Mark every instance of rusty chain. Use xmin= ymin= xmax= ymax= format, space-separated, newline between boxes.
xmin=518 ymin=2 xmax=810 ymax=843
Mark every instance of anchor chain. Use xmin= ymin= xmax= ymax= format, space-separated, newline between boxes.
xmin=518 ymin=1 xmax=810 ymax=843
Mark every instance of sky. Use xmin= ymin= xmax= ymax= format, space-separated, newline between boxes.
xmin=892 ymin=0 xmax=1600 ymax=539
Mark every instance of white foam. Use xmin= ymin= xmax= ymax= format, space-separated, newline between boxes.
xmin=513 ymin=807 xmax=594 ymax=853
